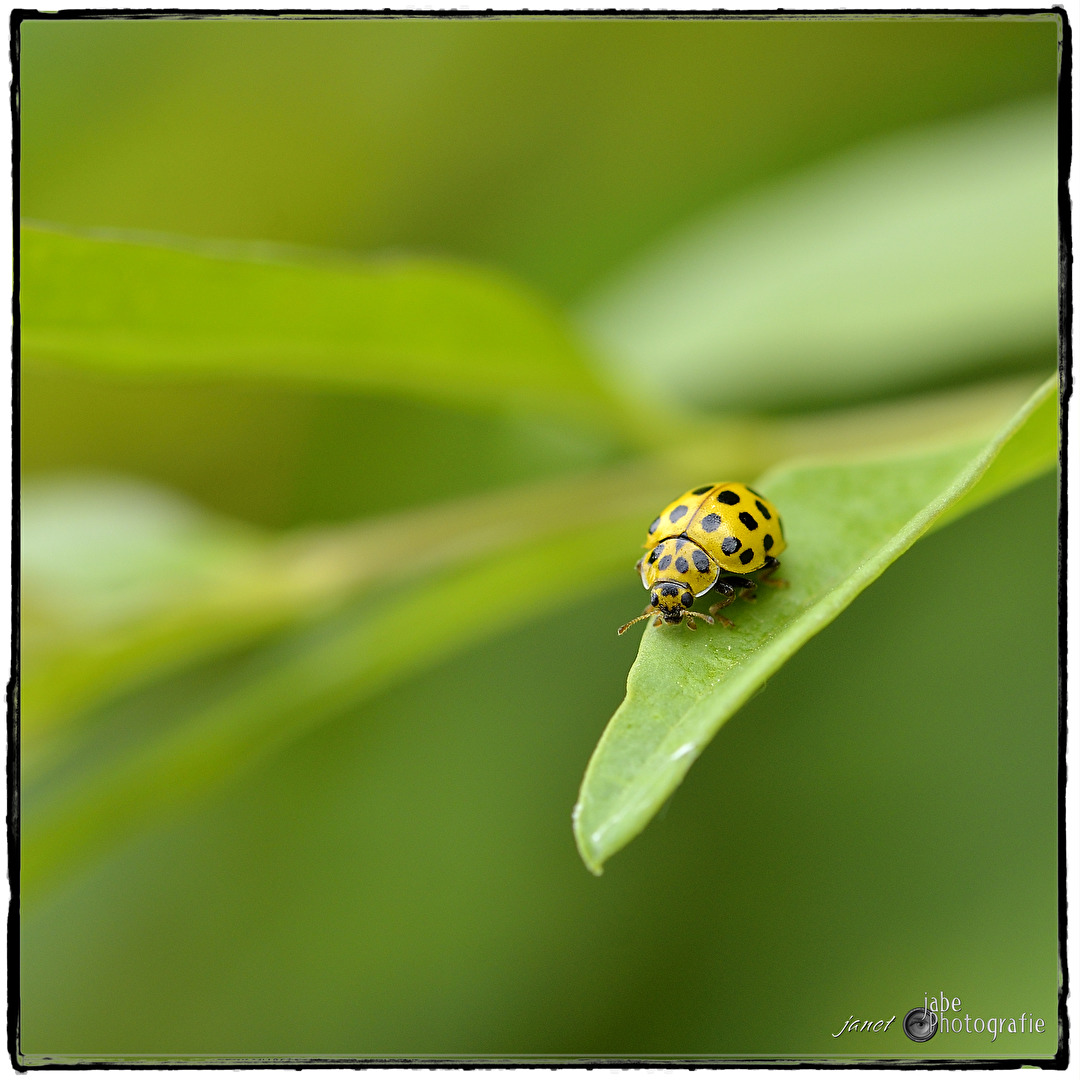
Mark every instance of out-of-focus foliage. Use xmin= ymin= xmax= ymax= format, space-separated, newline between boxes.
xmin=582 ymin=99 xmax=1058 ymax=410
xmin=20 ymin=17 xmax=1058 ymax=303
xmin=19 ymin=14 xmax=1060 ymax=1063
xmin=22 ymin=226 xmax=627 ymax=428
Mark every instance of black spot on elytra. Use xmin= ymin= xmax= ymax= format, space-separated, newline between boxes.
xmin=701 ymin=513 xmax=722 ymax=532
xmin=739 ymin=548 xmax=755 ymax=565
xmin=675 ymin=556 xmax=689 ymax=574
xmin=738 ymin=511 xmax=758 ymax=530
xmin=692 ymin=549 xmax=710 ymax=573
xmin=648 ymin=517 xmax=660 ymax=534
xmin=681 ymin=591 xmax=694 ymax=608
xmin=755 ymin=499 xmax=771 ymax=520
xmin=764 ymin=533 xmax=774 ymax=551
xmin=657 ymin=554 xmax=672 ymax=571
xmin=661 ymin=584 xmax=679 ymax=597
xmin=716 ymin=489 xmax=741 ymax=505
xmin=669 ymin=504 xmax=688 ymax=523
xmin=721 ymin=536 xmax=741 ymax=555
xmin=691 ymin=485 xmax=713 ymax=495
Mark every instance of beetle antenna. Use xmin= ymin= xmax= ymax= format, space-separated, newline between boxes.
xmin=617 ymin=611 xmax=655 ymax=635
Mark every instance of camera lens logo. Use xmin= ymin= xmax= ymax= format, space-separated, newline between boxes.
xmin=903 ymin=1007 xmax=938 ymax=1042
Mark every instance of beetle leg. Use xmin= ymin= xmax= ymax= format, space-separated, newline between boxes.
xmin=719 ymin=574 xmax=754 ymax=590
xmin=708 ymin=580 xmax=737 ymax=628
xmin=757 ymin=556 xmax=788 ymax=588
xmin=716 ymin=572 xmax=754 ymax=600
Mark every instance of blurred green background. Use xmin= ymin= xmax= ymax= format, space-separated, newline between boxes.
xmin=19 ymin=15 xmax=1059 ymax=1060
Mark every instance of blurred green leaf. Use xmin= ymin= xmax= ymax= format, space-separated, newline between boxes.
xmin=22 ymin=519 xmax=639 ymax=901
xmin=573 ymin=376 xmax=1057 ymax=874
xmin=21 ymin=225 xmax=634 ymax=432
xmin=579 ymin=99 xmax=1058 ymax=411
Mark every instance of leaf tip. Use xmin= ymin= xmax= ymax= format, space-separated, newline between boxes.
xmin=571 ymin=799 xmax=606 ymax=876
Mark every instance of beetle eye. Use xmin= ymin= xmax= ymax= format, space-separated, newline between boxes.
xmin=650 ymin=592 xmax=659 ymax=606
xmin=682 ymin=592 xmax=693 ymax=608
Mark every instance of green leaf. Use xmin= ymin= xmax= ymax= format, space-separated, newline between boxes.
xmin=573 ymin=375 xmax=1058 ymax=874
xmin=579 ymin=98 xmax=1058 ymax=410
xmin=934 ymin=384 xmax=1059 ymax=529
xmin=20 ymin=224 xmax=633 ymax=432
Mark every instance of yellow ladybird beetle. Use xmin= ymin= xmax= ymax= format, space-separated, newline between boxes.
xmin=618 ymin=482 xmax=787 ymax=635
